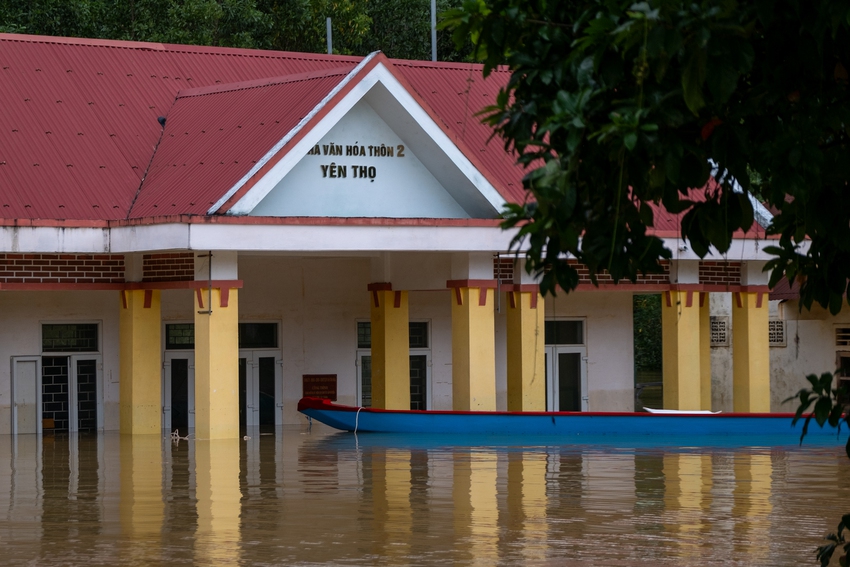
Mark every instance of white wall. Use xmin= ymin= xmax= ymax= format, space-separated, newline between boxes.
xmin=546 ymin=291 xmax=635 ymax=411
xmin=708 ymin=293 xmax=850 ymax=411
xmin=0 ymin=291 xmax=121 ymax=434
xmin=770 ymin=301 xmax=850 ymax=411
xmin=251 ymin=100 xmax=470 ymax=218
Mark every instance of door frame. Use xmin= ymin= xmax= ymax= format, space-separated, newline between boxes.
xmin=545 ymin=345 xmax=589 ymax=412
xmin=356 ymin=350 xmax=371 ymax=407
xmin=11 ymin=356 xmax=43 ymax=435
xmin=162 ymin=351 xmax=195 ymax=433
xmin=68 ymin=353 xmax=103 ymax=432
xmin=409 ymin=350 xmax=432 ymax=410
xmin=239 ymin=349 xmax=283 ymax=427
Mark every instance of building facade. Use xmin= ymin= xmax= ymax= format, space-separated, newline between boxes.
xmin=0 ymin=33 xmax=837 ymax=438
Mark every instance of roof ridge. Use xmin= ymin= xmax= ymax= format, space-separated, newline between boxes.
xmin=0 ymin=32 xmax=361 ymax=62
xmin=176 ymin=66 xmax=357 ymax=99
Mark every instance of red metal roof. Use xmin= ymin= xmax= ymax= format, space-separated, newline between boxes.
xmin=129 ymin=68 xmax=353 ymax=218
xmin=0 ymin=33 xmax=359 ymax=221
xmin=393 ymin=61 xmax=527 ymax=204
xmin=0 ymin=32 xmax=745 ymax=239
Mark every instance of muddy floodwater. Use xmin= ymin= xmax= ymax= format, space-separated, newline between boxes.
xmin=1 ymin=424 xmax=849 ymax=566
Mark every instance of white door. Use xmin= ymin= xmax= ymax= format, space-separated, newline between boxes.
xmin=356 ymin=351 xmax=372 ymax=407
xmin=162 ymin=352 xmax=195 ymax=433
xmin=546 ymin=346 xmax=588 ymax=412
xmin=239 ymin=350 xmax=282 ymax=428
xmin=68 ymin=354 xmax=103 ymax=432
xmin=11 ymin=356 xmax=42 ymax=435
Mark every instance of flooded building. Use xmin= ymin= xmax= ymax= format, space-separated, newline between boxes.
xmin=0 ymin=33 xmax=845 ymax=438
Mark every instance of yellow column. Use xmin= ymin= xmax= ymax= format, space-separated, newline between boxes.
xmin=732 ymin=291 xmax=770 ymax=412
xmin=448 ymin=280 xmax=496 ymax=411
xmin=699 ymin=292 xmax=712 ymax=410
xmin=506 ymin=286 xmax=546 ymax=411
xmin=661 ymin=290 xmax=701 ymax=410
xmin=194 ymin=287 xmax=239 ymax=439
xmin=119 ymin=289 xmax=162 ymax=435
xmin=368 ymin=283 xmax=410 ymax=410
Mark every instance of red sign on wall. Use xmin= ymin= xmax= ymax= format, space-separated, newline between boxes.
xmin=302 ymin=374 xmax=337 ymax=400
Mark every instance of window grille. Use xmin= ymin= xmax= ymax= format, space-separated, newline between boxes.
xmin=42 ymin=324 xmax=98 ymax=352
xmin=166 ymin=323 xmax=195 ymax=349
xmin=544 ymin=320 xmax=584 ymax=345
xmin=837 ymin=327 xmax=850 ymax=348
xmin=357 ymin=321 xmax=428 ymax=349
xmin=710 ymin=316 xmax=729 ymax=347
xmin=493 ymin=257 xmax=515 ymax=283
xmin=768 ymin=319 xmax=786 ymax=347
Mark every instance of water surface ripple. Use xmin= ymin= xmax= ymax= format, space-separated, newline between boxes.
xmin=0 ymin=425 xmax=847 ymax=566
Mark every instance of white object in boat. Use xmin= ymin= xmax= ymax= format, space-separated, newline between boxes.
xmin=644 ymin=408 xmax=722 ymax=415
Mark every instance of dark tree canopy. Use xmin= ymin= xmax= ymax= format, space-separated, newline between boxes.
xmin=445 ymin=0 xmax=850 ymax=313
xmin=0 ymin=0 xmax=470 ymax=60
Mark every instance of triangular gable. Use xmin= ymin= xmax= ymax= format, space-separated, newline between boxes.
xmin=213 ymin=53 xmax=507 ymax=219
xmin=129 ymin=67 xmax=355 ymax=218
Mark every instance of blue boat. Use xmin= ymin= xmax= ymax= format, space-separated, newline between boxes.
xmin=297 ymin=397 xmax=847 ymax=441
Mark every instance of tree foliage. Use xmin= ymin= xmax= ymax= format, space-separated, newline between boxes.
xmin=787 ymin=372 xmax=850 ymax=565
xmin=633 ymin=294 xmax=662 ymax=371
xmin=444 ymin=0 xmax=850 ymax=313
xmin=0 ymin=0 xmax=470 ymax=59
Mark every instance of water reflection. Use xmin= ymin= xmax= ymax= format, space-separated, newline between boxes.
xmin=0 ymin=428 xmax=848 ymax=565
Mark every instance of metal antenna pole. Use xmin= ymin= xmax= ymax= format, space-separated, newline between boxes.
xmin=327 ymin=17 xmax=333 ymax=55
xmin=431 ymin=0 xmax=437 ymax=61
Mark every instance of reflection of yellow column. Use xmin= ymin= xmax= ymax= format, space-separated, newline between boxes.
xmin=453 ymin=450 xmax=498 ymax=565
xmin=119 ymin=435 xmax=163 ymax=558
xmin=371 ymin=448 xmax=412 ymax=561
xmin=119 ymin=289 xmax=162 ymax=434
xmin=506 ymin=286 xmax=546 ymax=411
xmin=195 ymin=439 xmax=241 ymax=565
xmin=662 ymin=290 xmax=702 ymax=410
xmin=447 ymin=280 xmax=497 ymax=411
xmin=663 ymin=453 xmax=712 ymax=558
xmin=195 ymin=288 xmax=239 ymax=439
xmin=368 ymin=284 xmax=410 ymax=410
xmin=520 ymin=452 xmax=548 ymax=563
xmin=732 ymin=291 xmax=770 ymax=412
xmin=733 ymin=453 xmax=772 ymax=560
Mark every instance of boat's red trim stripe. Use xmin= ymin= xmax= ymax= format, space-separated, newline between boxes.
xmin=296 ymin=397 xmax=798 ymax=418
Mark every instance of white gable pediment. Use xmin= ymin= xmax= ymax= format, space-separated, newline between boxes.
xmin=251 ymin=100 xmax=471 ymax=218
xmin=217 ymin=58 xmax=506 ymax=219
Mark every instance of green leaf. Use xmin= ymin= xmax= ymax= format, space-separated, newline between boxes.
xmin=681 ymin=49 xmax=707 ymax=115
xmin=624 ymin=131 xmax=638 ymax=151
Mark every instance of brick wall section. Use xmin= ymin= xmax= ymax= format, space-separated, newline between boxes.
xmin=699 ymin=261 xmax=741 ymax=285
xmin=493 ymin=257 xmax=515 ymax=282
xmin=143 ymin=252 xmax=195 ymax=282
xmin=0 ymin=253 xmax=124 ymax=283
xmin=570 ymin=259 xmax=670 ymax=285
xmin=493 ymin=258 xmax=670 ymax=286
